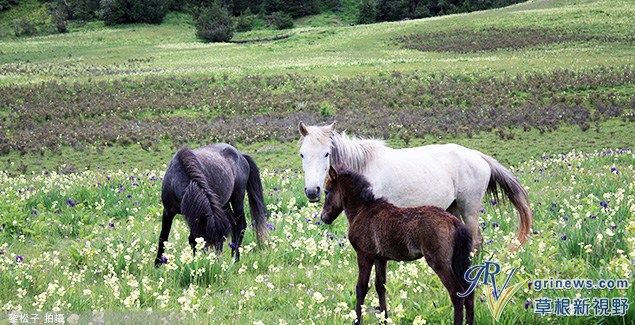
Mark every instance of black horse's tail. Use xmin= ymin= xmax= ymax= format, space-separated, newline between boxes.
xmin=243 ymin=154 xmax=269 ymax=245
xmin=177 ymin=147 xmax=231 ymax=247
xmin=452 ymin=222 xmax=473 ymax=288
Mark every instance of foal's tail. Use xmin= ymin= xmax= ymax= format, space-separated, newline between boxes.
xmin=243 ymin=154 xmax=269 ymax=245
xmin=452 ymin=223 xmax=473 ymax=288
xmin=178 ymin=147 xmax=231 ymax=246
xmin=481 ymin=154 xmax=533 ymax=247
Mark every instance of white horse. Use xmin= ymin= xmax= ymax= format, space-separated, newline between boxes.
xmin=298 ymin=122 xmax=532 ymax=249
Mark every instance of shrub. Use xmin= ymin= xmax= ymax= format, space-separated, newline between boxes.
xmin=319 ymin=101 xmax=335 ymax=118
xmin=128 ymin=0 xmax=170 ymax=24
xmin=13 ymin=19 xmax=37 ymax=37
xmin=99 ymin=0 xmax=128 ymax=25
xmin=233 ymin=7 xmax=255 ymax=32
xmin=357 ymin=0 xmax=376 ymax=24
xmin=99 ymin=0 xmax=169 ymax=25
xmin=195 ymin=2 xmax=234 ymax=42
xmin=270 ymin=11 xmax=293 ymax=30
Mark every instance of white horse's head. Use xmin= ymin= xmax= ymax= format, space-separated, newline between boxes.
xmin=298 ymin=122 xmax=335 ymax=202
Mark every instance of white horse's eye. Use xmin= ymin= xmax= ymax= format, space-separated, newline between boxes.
xmin=300 ymin=153 xmax=304 ymax=158
xmin=325 ymin=152 xmax=329 ymax=157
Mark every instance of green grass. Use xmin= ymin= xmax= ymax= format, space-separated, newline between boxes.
xmin=0 ymin=148 xmax=633 ymax=323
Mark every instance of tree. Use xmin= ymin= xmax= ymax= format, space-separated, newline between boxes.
xmin=357 ymin=0 xmax=376 ymax=25
xmin=195 ymin=2 xmax=234 ymax=42
xmin=100 ymin=0 xmax=170 ymax=25
xmin=376 ymin=0 xmax=407 ymax=22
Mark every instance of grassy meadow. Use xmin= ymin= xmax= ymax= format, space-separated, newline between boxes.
xmin=1 ymin=0 xmax=634 ymax=323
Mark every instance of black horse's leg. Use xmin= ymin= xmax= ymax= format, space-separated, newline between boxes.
xmin=155 ymin=208 xmax=176 ymax=267
xmin=188 ymin=231 xmax=197 ymax=254
xmin=374 ymin=259 xmax=388 ymax=319
xmin=355 ymin=252 xmax=374 ymax=325
xmin=230 ymin=192 xmax=247 ymax=262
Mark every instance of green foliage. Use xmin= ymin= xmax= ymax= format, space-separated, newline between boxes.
xmin=99 ymin=0 xmax=170 ymax=25
xmin=319 ymin=100 xmax=335 ymax=118
xmin=48 ymin=1 xmax=68 ymax=33
xmin=0 ymin=0 xmax=18 ymax=12
xmin=264 ymin=0 xmax=320 ymax=17
xmin=269 ymin=10 xmax=293 ymax=29
xmin=195 ymin=2 xmax=234 ymax=42
xmin=12 ymin=18 xmax=36 ymax=36
xmin=232 ymin=7 xmax=255 ymax=32
xmin=376 ymin=0 xmax=407 ymax=22
xmin=60 ymin=0 xmax=101 ymax=20
xmin=356 ymin=0 xmax=376 ymax=24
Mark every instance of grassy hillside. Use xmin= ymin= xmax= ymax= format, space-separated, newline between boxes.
xmin=1 ymin=0 xmax=634 ymax=85
xmin=0 ymin=0 xmax=633 ymax=175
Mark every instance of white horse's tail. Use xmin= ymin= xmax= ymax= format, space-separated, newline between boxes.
xmin=481 ymin=154 xmax=533 ymax=248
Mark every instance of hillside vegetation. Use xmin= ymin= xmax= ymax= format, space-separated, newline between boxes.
xmin=0 ymin=0 xmax=634 ymax=175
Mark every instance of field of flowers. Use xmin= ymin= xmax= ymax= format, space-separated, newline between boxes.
xmin=0 ymin=148 xmax=633 ymax=323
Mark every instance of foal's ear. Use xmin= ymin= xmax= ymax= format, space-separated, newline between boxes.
xmin=299 ymin=122 xmax=308 ymax=136
xmin=328 ymin=166 xmax=338 ymax=181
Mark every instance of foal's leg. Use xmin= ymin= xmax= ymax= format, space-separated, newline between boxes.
xmin=464 ymin=289 xmax=475 ymax=325
xmin=374 ymin=259 xmax=388 ymax=319
xmin=355 ymin=252 xmax=375 ymax=325
xmin=426 ymin=257 xmax=465 ymax=325
xmin=155 ymin=208 xmax=176 ymax=267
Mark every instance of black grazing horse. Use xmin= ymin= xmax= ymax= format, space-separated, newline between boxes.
xmin=155 ymin=143 xmax=268 ymax=266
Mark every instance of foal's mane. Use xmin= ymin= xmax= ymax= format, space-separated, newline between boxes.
xmin=331 ymin=132 xmax=386 ymax=173
xmin=334 ymin=166 xmax=378 ymax=204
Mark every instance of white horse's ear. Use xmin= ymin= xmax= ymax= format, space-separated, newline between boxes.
xmin=328 ymin=121 xmax=336 ymax=131
xmin=328 ymin=166 xmax=338 ymax=181
xmin=299 ymin=121 xmax=308 ymax=136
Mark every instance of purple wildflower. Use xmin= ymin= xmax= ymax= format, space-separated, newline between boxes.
xmin=16 ymin=256 xmax=24 ymax=263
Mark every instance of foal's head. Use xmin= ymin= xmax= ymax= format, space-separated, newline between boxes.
xmin=320 ymin=164 xmax=375 ymax=225
xmin=321 ymin=165 xmax=344 ymax=225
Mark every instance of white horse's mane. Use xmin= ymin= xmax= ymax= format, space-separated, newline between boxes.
xmin=331 ymin=132 xmax=386 ymax=172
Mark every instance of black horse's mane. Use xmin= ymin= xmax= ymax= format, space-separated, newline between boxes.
xmin=177 ymin=147 xmax=232 ymax=238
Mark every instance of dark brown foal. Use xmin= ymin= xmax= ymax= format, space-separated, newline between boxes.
xmin=321 ymin=164 xmax=475 ymax=325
